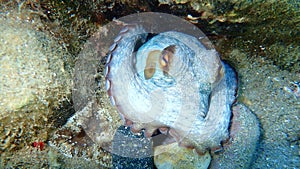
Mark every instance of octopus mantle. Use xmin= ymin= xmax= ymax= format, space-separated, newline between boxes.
xmin=105 ymin=24 xmax=237 ymax=153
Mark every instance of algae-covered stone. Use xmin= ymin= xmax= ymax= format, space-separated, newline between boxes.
xmin=0 ymin=18 xmax=71 ymax=114
xmin=0 ymin=16 xmax=72 ymax=153
xmin=154 ymin=142 xmax=211 ymax=169
xmin=267 ymin=43 xmax=299 ymax=71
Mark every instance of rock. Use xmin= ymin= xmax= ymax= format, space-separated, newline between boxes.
xmin=154 ymin=142 xmax=211 ymax=169
xmin=209 ymin=103 xmax=260 ymax=169
xmin=112 ymin=125 xmax=154 ymax=169
xmin=0 ymin=17 xmax=71 ymax=115
xmin=0 ymin=16 xmax=72 ymax=153
xmin=48 ymin=101 xmax=121 ymax=168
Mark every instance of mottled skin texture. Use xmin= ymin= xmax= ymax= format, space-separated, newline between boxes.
xmin=105 ymin=24 xmax=237 ymax=153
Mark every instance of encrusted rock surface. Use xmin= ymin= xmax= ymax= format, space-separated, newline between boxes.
xmin=0 ymin=15 xmax=72 ymax=155
xmin=48 ymin=100 xmax=121 ymax=168
xmin=209 ymin=103 xmax=260 ymax=169
xmin=154 ymin=142 xmax=211 ymax=169
xmin=112 ymin=126 xmax=154 ymax=168
xmin=0 ymin=17 xmax=71 ymax=116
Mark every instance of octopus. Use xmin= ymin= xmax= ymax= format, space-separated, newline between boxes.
xmin=48 ymin=12 xmax=260 ymax=168
xmin=104 ymin=18 xmax=237 ymax=153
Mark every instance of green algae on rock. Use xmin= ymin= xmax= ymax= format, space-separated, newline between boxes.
xmin=0 ymin=16 xmax=72 ymax=154
xmin=0 ymin=19 xmax=71 ymax=114
xmin=158 ymin=0 xmax=299 ymax=73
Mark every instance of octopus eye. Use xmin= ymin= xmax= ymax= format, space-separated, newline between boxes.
xmin=159 ymin=45 xmax=176 ymax=75
xmin=144 ymin=45 xmax=176 ymax=80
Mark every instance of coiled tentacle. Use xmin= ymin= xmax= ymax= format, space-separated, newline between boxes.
xmin=105 ymin=24 xmax=237 ymax=153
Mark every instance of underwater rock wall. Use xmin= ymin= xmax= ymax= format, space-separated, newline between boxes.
xmin=0 ymin=8 xmax=72 ymax=167
xmin=0 ymin=0 xmax=299 ymax=168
